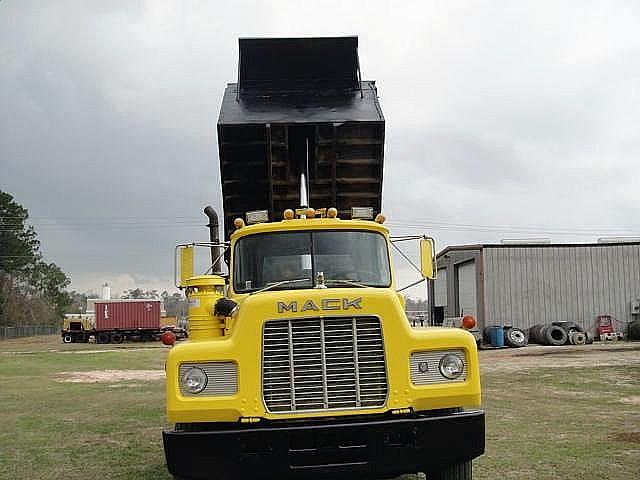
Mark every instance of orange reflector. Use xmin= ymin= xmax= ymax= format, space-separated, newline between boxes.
xmin=161 ymin=331 xmax=177 ymax=346
xmin=462 ymin=315 xmax=476 ymax=329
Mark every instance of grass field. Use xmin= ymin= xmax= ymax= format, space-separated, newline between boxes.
xmin=0 ymin=336 xmax=638 ymax=480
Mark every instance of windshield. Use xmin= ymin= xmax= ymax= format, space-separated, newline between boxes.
xmin=233 ymin=230 xmax=391 ymax=292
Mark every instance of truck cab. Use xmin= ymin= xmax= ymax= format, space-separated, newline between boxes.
xmin=163 ymin=37 xmax=484 ymax=480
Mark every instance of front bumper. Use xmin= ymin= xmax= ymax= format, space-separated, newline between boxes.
xmin=163 ymin=409 xmax=485 ymax=479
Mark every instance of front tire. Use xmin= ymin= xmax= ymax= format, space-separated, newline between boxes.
xmin=428 ymin=461 xmax=472 ymax=480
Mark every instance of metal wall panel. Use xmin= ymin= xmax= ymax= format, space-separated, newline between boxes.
xmin=458 ymin=261 xmax=477 ymax=317
xmin=434 ymin=268 xmax=447 ymax=307
xmin=483 ymin=244 xmax=640 ymax=331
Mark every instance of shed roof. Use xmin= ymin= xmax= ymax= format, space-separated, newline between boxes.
xmin=436 ymin=241 xmax=640 ymax=259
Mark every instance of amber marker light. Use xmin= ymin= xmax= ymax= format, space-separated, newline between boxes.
xmin=283 ymin=209 xmax=294 ymax=220
xmin=327 ymin=207 xmax=338 ymax=218
xmin=462 ymin=315 xmax=476 ymax=330
xmin=161 ymin=331 xmax=177 ymax=346
xmin=234 ymin=218 xmax=245 ymax=229
xmin=375 ymin=213 xmax=386 ymax=224
xmin=306 ymin=207 xmax=316 ymax=218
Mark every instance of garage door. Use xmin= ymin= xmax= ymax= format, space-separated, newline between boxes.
xmin=457 ymin=261 xmax=476 ymax=317
xmin=434 ymin=268 xmax=447 ymax=307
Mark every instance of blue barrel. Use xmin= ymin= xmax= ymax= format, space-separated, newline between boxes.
xmin=489 ymin=326 xmax=505 ymax=347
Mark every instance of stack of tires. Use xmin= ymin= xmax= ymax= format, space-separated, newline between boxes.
xmin=528 ymin=322 xmax=591 ymax=346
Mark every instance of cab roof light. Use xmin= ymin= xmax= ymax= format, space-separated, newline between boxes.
xmin=327 ymin=207 xmax=338 ymax=219
xmin=351 ymin=207 xmax=374 ymax=220
xmin=283 ymin=209 xmax=294 ymax=220
xmin=246 ymin=210 xmax=269 ymax=224
xmin=234 ymin=218 xmax=245 ymax=229
xmin=375 ymin=213 xmax=386 ymax=224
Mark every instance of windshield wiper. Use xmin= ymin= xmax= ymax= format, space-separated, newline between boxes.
xmin=250 ymin=278 xmax=311 ymax=295
xmin=325 ymin=279 xmax=368 ymax=288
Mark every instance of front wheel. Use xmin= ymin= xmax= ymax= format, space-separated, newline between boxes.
xmin=428 ymin=461 xmax=472 ymax=480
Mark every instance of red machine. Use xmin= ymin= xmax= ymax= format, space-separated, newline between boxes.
xmin=596 ymin=315 xmax=623 ymax=340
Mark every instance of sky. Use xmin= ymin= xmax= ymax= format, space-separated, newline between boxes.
xmin=1 ymin=0 xmax=639 ymax=298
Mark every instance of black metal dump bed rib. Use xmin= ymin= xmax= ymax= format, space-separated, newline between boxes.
xmin=217 ymin=37 xmax=385 ymax=239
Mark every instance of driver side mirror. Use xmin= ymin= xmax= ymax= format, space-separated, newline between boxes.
xmin=420 ymin=238 xmax=436 ymax=279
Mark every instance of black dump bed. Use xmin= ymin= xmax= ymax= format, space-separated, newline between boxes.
xmin=218 ymin=37 xmax=385 ymax=239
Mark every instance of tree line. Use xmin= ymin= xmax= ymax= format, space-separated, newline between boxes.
xmin=0 ymin=190 xmax=71 ymax=327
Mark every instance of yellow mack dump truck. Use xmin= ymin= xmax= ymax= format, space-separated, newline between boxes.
xmin=163 ymin=37 xmax=484 ymax=480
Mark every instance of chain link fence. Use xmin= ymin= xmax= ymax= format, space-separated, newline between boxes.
xmin=0 ymin=325 xmax=60 ymax=340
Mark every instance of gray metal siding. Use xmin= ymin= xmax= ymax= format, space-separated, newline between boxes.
xmin=484 ymin=245 xmax=640 ymax=330
xmin=434 ymin=268 xmax=447 ymax=307
xmin=435 ymin=248 xmax=482 ymax=322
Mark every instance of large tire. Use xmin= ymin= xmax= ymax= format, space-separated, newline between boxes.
xmin=504 ymin=327 xmax=528 ymax=347
xmin=428 ymin=461 xmax=472 ymax=480
xmin=96 ymin=332 xmax=111 ymax=344
xmin=62 ymin=334 xmax=73 ymax=344
xmin=629 ymin=320 xmax=640 ymax=340
xmin=552 ymin=321 xmax=585 ymax=334
xmin=544 ymin=325 xmax=568 ymax=346
xmin=568 ymin=331 xmax=586 ymax=345
xmin=528 ymin=324 xmax=546 ymax=344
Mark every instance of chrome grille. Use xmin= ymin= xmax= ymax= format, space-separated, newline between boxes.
xmin=262 ymin=316 xmax=387 ymax=413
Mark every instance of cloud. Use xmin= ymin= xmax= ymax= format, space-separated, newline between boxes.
xmin=1 ymin=0 xmax=639 ymax=296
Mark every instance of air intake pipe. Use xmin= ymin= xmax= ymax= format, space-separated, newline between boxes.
xmin=204 ymin=206 xmax=222 ymax=274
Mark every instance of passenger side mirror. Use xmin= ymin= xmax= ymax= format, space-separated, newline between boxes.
xmin=178 ymin=245 xmax=194 ymax=288
xmin=420 ymin=238 xmax=436 ymax=280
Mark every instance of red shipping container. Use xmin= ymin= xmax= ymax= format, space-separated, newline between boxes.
xmin=95 ymin=300 xmax=161 ymax=330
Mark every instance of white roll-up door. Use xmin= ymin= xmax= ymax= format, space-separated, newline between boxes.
xmin=434 ymin=269 xmax=447 ymax=307
xmin=458 ymin=261 xmax=477 ymax=317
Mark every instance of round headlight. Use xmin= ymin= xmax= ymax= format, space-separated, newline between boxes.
xmin=439 ymin=354 xmax=464 ymax=379
xmin=183 ymin=367 xmax=208 ymax=394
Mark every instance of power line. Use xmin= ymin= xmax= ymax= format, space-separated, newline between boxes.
xmin=0 ymin=215 xmax=638 ymax=237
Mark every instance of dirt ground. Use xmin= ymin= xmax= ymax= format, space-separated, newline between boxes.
xmin=56 ymin=369 xmax=165 ymax=383
xmin=479 ymin=341 xmax=640 ymax=372
xmin=1 ymin=335 xmax=639 ymax=480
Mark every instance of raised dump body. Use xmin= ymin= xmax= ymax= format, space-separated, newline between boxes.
xmin=217 ymin=37 xmax=384 ymax=239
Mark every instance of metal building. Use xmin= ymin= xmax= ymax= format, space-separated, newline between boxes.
xmin=432 ymin=241 xmax=640 ymax=333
